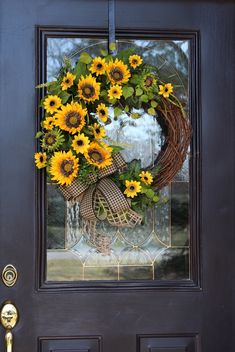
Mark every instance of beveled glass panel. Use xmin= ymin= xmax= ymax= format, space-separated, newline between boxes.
xmin=46 ymin=37 xmax=190 ymax=282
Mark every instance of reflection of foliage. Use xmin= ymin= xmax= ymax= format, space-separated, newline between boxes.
xmin=47 ymin=184 xmax=65 ymax=249
xmin=155 ymin=248 xmax=189 ymax=280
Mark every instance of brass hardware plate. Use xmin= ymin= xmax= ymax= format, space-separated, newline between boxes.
xmin=2 ymin=265 xmax=18 ymax=287
xmin=0 ymin=302 xmax=18 ymax=330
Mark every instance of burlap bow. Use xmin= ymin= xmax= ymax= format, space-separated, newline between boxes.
xmin=59 ymin=153 xmax=142 ymax=228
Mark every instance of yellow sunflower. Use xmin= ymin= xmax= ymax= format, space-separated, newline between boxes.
xmin=91 ymin=122 xmax=106 ymax=140
xmin=72 ymin=133 xmax=90 ymax=154
xmin=107 ymin=59 xmax=131 ymax=85
xmin=78 ymin=75 xmax=100 ymax=102
xmin=50 ymin=150 xmax=79 ymax=186
xmin=159 ymin=83 xmax=173 ymax=98
xmin=54 ymin=101 xmax=87 ymax=134
xmin=41 ymin=129 xmax=64 ymax=151
xmin=96 ymin=103 xmax=108 ymax=123
xmin=34 ymin=152 xmax=47 ymax=169
xmin=61 ymin=72 xmax=76 ymax=91
xmin=108 ymin=85 xmax=122 ymax=100
xmin=85 ymin=142 xmax=112 ymax=169
xmin=43 ymin=95 xmax=62 ymax=114
xmin=129 ymin=55 xmax=143 ymax=69
xmin=43 ymin=116 xmax=55 ymax=130
xmin=139 ymin=171 xmax=153 ymax=185
xmin=142 ymin=74 xmax=157 ymax=91
xmin=124 ymin=180 xmax=142 ymax=198
xmin=89 ymin=57 xmax=107 ymax=76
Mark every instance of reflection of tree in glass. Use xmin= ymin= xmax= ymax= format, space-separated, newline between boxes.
xmin=47 ymin=38 xmax=107 ymax=80
xmin=47 ymin=38 xmax=189 ymax=107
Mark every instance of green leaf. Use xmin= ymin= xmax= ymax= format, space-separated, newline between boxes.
xmin=108 ymin=98 xmax=117 ymax=104
xmin=74 ymin=61 xmax=88 ymax=78
xmin=79 ymin=52 xmax=92 ymax=64
xmin=36 ymin=81 xmax=57 ymax=89
xmin=136 ymin=87 xmax=143 ymax=96
xmin=147 ymin=107 xmax=156 ymax=116
xmin=140 ymin=94 xmax=149 ymax=103
xmin=100 ymin=49 xmax=108 ymax=57
xmin=153 ymin=195 xmax=160 ymax=203
xmin=100 ymin=90 xmax=108 ymax=99
xmin=109 ymin=145 xmax=125 ymax=153
xmin=109 ymin=42 xmax=117 ymax=52
xmin=151 ymin=100 xmax=158 ymax=108
xmin=35 ymin=131 xmax=43 ymax=139
xmin=122 ymin=86 xmax=134 ymax=99
xmin=114 ymin=107 xmax=123 ymax=117
xmin=47 ymin=82 xmax=61 ymax=95
xmin=130 ymin=74 xmax=141 ymax=85
xmin=124 ymin=105 xmax=129 ymax=113
xmin=131 ymin=113 xmax=141 ymax=119
xmin=148 ymin=92 xmax=155 ymax=100
xmin=59 ymin=91 xmax=71 ymax=104
xmin=129 ymin=159 xmax=141 ymax=176
xmin=117 ymin=48 xmax=135 ymax=63
xmin=146 ymin=189 xmax=155 ymax=199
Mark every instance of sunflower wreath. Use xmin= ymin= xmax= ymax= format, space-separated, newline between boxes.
xmin=35 ymin=48 xmax=191 ymax=251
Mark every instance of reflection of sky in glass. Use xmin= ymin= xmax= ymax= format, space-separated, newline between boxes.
xmin=105 ymin=110 xmax=163 ymax=168
xmin=46 ymin=36 xmax=190 ymax=281
xmin=47 ymin=38 xmax=189 ymax=104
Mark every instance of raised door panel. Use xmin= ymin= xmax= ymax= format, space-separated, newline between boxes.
xmin=39 ymin=337 xmax=101 ymax=352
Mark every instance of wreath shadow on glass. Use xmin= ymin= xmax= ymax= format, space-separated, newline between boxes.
xmin=35 ymin=48 xmax=192 ymax=254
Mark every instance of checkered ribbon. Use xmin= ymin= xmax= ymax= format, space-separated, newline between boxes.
xmin=59 ymin=152 xmax=142 ymax=227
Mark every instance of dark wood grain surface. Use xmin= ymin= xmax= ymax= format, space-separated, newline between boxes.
xmin=0 ymin=1 xmax=234 ymax=352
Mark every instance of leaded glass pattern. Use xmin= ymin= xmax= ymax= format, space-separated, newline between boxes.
xmin=46 ymin=37 xmax=190 ymax=281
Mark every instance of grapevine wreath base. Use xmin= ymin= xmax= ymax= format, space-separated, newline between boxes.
xmin=59 ymin=100 xmax=191 ymax=254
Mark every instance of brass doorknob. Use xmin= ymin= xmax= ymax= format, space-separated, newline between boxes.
xmin=0 ymin=302 xmax=18 ymax=352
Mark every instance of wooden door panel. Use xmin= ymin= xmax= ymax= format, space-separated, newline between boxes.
xmin=39 ymin=337 xmax=101 ymax=352
xmin=138 ymin=335 xmax=198 ymax=352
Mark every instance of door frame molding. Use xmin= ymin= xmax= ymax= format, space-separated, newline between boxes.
xmin=35 ymin=26 xmax=201 ymax=292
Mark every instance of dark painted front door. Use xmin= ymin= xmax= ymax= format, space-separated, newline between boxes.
xmin=0 ymin=1 xmax=234 ymax=352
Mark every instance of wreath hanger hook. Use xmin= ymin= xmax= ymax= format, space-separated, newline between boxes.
xmin=108 ymin=0 xmax=117 ymax=55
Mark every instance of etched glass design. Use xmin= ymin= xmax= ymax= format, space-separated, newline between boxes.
xmin=46 ymin=37 xmax=190 ymax=281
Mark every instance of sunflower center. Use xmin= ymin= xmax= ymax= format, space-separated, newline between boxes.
xmin=144 ymin=176 xmax=148 ymax=180
xmin=39 ymin=156 xmax=44 ymax=162
xmin=65 ymin=79 xmax=70 ymax=84
xmin=77 ymin=140 xmax=84 ymax=146
xmin=164 ymin=87 xmax=169 ymax=92
xmin=45 ymin=134 xmax=56 ymax=145
xmin=65 ymin=112 xmax=81 ymax=128
xmin=113 ymin=89 xmax=118 ymax=94
xmin=132 ymin=59 xmax=138 ymax=64
xmin=97 ymin=63 xmax=103 ymax=69
xmin=95 ymin=128 xmax=100 ymax=134
xmin=60 ymin=160 xmax=74 ymax=176
xmin=100 ymin=109 xmax=106 ymax=116
xmin=82 ymin=84 xmax=95 ymax=98
xmin=145 ymin=76 xmax=153 ymax=87
xmin=111 ymin=68 xmax=123 ymax=82
xmin=89 ymin=149 xmax=104 ymax=162
xmin=49 ymin=100 xmax=55 ymax=106
xmin=129 ymin=186 xmax=135 ymax=191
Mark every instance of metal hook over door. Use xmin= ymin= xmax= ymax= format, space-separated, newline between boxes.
xmin=0 ymin=302 xmax=18 ymax=352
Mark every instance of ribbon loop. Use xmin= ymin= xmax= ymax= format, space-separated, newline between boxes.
xmin=59 ymin=152 xmax=142 ymax=229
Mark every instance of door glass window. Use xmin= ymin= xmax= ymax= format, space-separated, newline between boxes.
xmin=45 ymin=37 xmax=190 ymax=281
